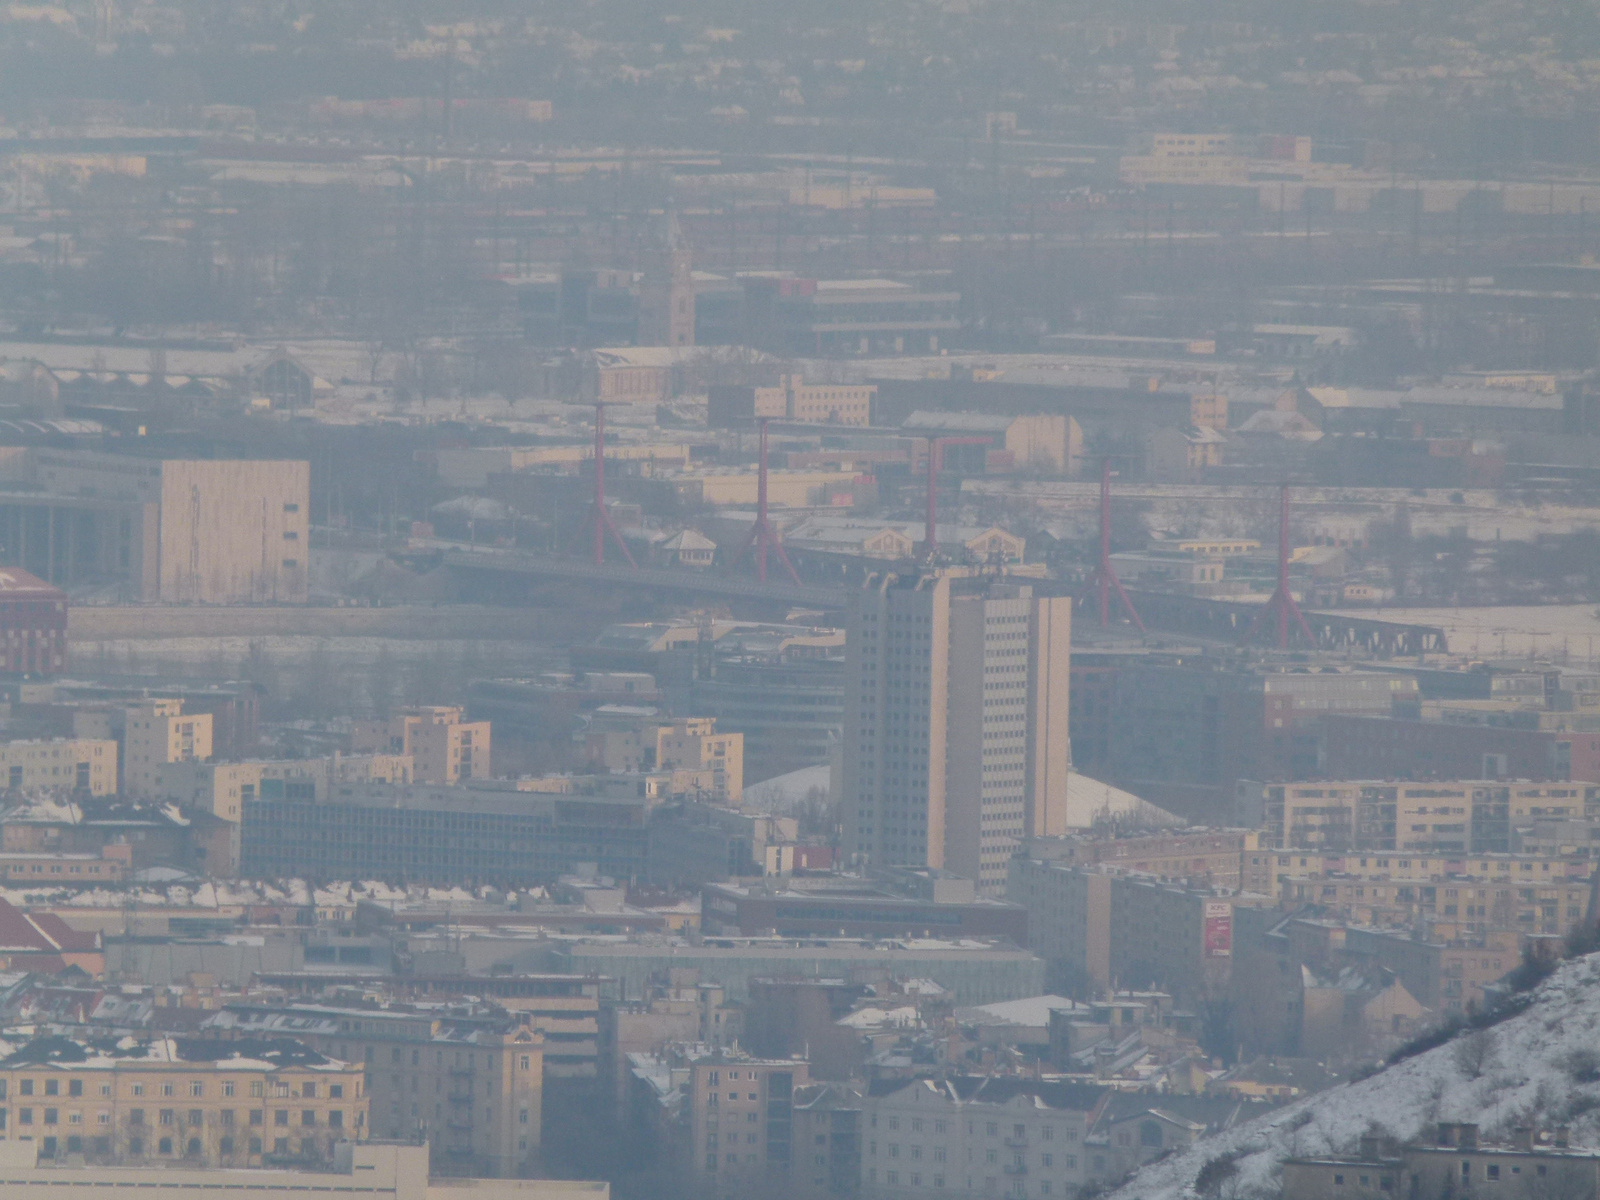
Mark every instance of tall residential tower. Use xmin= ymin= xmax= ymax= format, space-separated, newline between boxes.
xmin=842 ymin=572 xmax=1071 ymax=893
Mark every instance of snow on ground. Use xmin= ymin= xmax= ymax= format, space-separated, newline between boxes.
xmin=1106 ymin=954 xmax=1600 ymax=1199
xmin=1326 ymin=603 xmax=1600 ymax=664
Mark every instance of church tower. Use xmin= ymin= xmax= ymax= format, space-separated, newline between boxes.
xmin=638 ymin=212 xmax=695 ymax=347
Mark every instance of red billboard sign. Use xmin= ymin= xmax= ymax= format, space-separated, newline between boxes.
xmin=1203 ymin=899 xmax=1232 ymax=957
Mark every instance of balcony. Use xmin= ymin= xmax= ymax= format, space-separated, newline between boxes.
xmin=1004 ymin=1137 xmax=1028 ymax=1149
xmin=1003 ymin=1163 xmax=1029 ymax=1176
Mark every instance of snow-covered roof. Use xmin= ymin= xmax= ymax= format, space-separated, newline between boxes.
xmin=953 ymin=994 xmax=1080 ymax=1029
xmin=662 ymin=529 xmax=717 ymax=551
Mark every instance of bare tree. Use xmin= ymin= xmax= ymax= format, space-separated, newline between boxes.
xmin=1453 ymin=1029 xmax=1495 ymax=1080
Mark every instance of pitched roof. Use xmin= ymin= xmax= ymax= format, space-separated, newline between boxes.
xmin=869 ymin=1074 xmax=1110 ymax=1113
xmin=0 ymin=568 xmax=64 ymax=599
xmin=0 ymin=898 xmax=98 ymax=954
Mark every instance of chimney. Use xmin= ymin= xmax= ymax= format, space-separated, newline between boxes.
xmin=1459 ymin=1124 xmax=1479 ymax=1150
xmin=1556 ymin=1127 xmax=1570 ymax=1149
xmin=1511 ymin=1126 xmax=1534 ymax=1152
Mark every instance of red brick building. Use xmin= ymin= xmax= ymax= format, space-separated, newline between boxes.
xmin=0 ymin=568 xmax=65 ymax=674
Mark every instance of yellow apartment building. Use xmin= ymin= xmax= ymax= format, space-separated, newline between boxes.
xmin=210 ymin=1004 xmax=542 ymax=1179
xmin=0 ymin=1035 xmax=364 ymax=1168
xmin=655 ymin=719 xmax=743 ymax=804
xmin=123 ymin=701 xmax=211 ymax=797
xmin=0 ymin=737 xmax=116 ymax=795
xmin=351 ymin=707 xmax=490 ymax=785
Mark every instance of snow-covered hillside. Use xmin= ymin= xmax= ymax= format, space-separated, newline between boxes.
xmin=1106 ymin=954 xmax=1600 ymax=1199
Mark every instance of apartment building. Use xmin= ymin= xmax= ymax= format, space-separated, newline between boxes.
xmin=0 ymin=737 xmax=116 ymax=796
xmin=688 ymin=1052 xmax=810 ymax=1197
xmin=1254 ymin=780 xmax=1600 ymax=853
xmin=207 ymin=1002 xmax=542 ymax=1179
xmin=0 ymin=846 xmax=128 ymax=885
xmin=1005 ymin=858 xmax=1113 ymax=991
xmin=843 ymin=572 xmax=1071 ymax=894
xmin=240 ymin=783 xmax=650 ymax=886
xmin=0 ymin=1139 xmax=605 ymax=1200
xmin=588 ymin=717 xmax=743 ymax=805
xmin=600 ymin=973 xmax=737 ymax=1104
xmin=708 ymin=376 xmax=876 ymax=427
xmin=1275 ymin=869 xmax=1587 ymax=936
xmin=655 ymin=719 xmax=743 ymax=804
xmin=1284 ymin=1124 xmax=1600 ymax=1200
xmin=1007 ymin=857 xmax=1270 ymax=1002
xmin=860 ymin=1077 xmax=1111 ymax=1200
xmin=793 ymin=1083 xmax=863 ymax=1200
xmin=1108 ymin=877 xmax=1272 ymax=1005
xmin=0 ymin=1033 xmax=363 ymax=1167
xmin=158 ymin=755 xmax=414 ymax=879
xmin=351 ymin=707 xmax=490 ymax=785
xmin=159 ymin=755 xmax=416 ymax=822
xmin=123 ymin=701 xmax=212 ymax=797
xmin=1234 ymin=913 xmax=1523 ymax=1047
